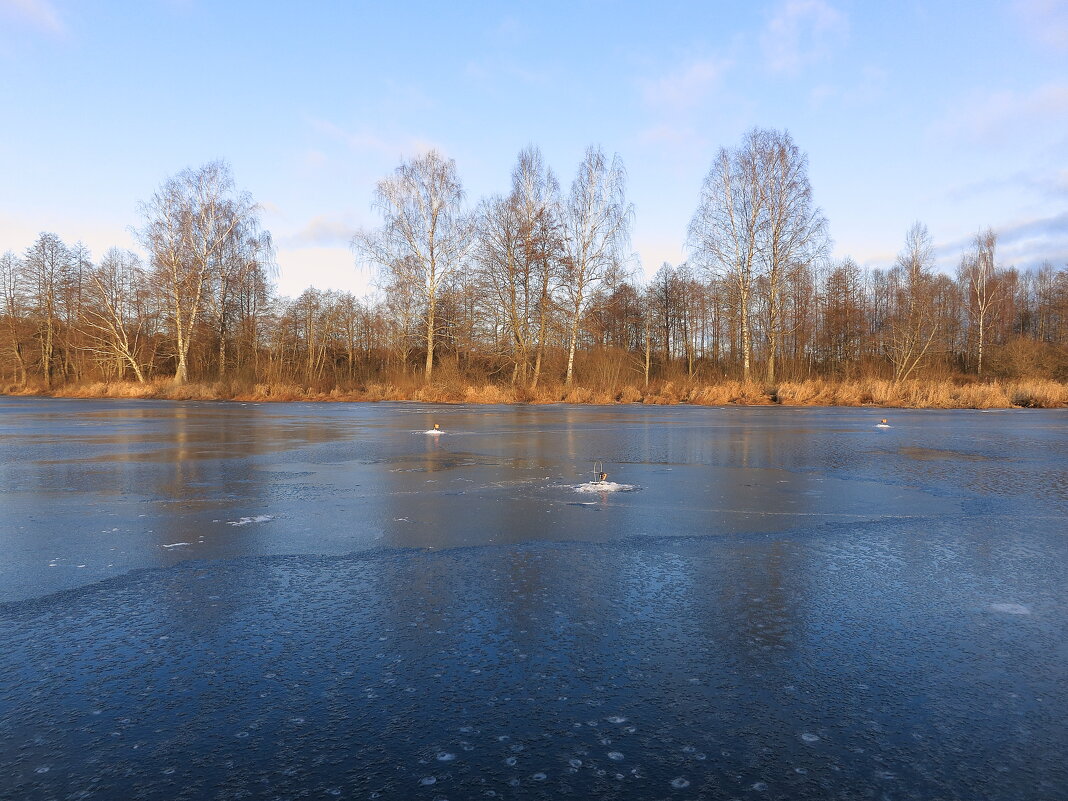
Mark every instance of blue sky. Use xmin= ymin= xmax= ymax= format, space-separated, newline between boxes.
xmin=1 ymin=0 xmax=1065 ymax=297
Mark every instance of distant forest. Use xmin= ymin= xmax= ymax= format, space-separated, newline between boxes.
xmin=2 ymin=129 xmax=1067 ymax=406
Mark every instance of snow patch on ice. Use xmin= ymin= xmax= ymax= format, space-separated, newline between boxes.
xmin=575 ymin=482 xmax=636 ymax=494
xmin=989 ymin=602 xmax=1030 ymax=615
xmin=227 ymin=515 xmax=273 ymax=527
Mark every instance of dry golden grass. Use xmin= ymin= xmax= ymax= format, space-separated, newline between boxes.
xmin=562 ymin=385 xmax=594 ymax=404
xmin=1007 ymin=379 xmax=1068 ymax=408
xmin=6 ymin=376 xmax=1067 ymax=408
xmin=689 ymin=381 xmax=773 ymax=405
xmin=463 ymin=384 xmax=512 ymax=404
xmin=949 ymin=383 xmax=1012 ymax=409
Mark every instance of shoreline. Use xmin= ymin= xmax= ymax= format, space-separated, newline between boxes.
xmin=4 ymin=377 xmax=1067 ymax=409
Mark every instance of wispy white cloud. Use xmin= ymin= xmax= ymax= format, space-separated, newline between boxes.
xmin=761 ymin=0 xmax=847 ymax=74
xmin=640 ymin=57 xmax=732 ymax=110
xmin=273 ymin=246 xmax=372 ymax=299
xmin=809 ymin=65 xmax=887 ymax=108
xmin=0 ymin=0 xmax=66 ymax=37
xmin=300 ymin=149 xmax=328 ymax=170
xmin=933 ymin=83 xmax=1068 ymax=146
xmin=1014 ymin=0 xmax=1068 ymax=51
xmin=946 ymin=168 xmax=1068 ymax=203
xmin=281 ymin=215 xmax=356 ymax=249
xmin=933 ymin=211 xmax=1068 ymax=269
xmin=310 ymin=119 xmax=440 ymax=161
xmin=637 ymin=123 xmax=704 ymax=149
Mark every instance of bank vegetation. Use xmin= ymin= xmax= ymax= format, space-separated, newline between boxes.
xmin=3 ymin=130 xmax=1067 ymax=409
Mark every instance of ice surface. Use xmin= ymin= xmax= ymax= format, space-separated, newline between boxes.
xmin=3 ymin=400 xmax=1067 ymax=800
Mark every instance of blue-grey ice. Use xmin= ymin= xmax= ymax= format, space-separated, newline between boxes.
xmin=1 ymin=399 xmax=1066 ymax=801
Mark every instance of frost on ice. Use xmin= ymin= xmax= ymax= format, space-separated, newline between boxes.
xmin=227 ymin=515 xmax=274 ymax=527
xmin=574 ymin=481 xmax=637 ymax=494
xmin=989 ymin=602 xmax=1030 ymax=615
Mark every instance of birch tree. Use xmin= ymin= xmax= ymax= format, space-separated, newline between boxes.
xmin=560 ymin=146 xmax=632 ymax=385
xmin=756 ymin=129 xmax=829 ymax=383
xmin=688 ymin=132 xmax=765 ymax=382
xmin=475 ymin=146 xmax=564 ymax=386
xmin=353 ymin=150 xmax=471 ymax=382
xmin=958 ymin=228 xmax=1000 ymax=377
xmin=82 ymin=248 xmax=151 ymax=382
xmin=139 ymin=161 xmax=259 ymax=384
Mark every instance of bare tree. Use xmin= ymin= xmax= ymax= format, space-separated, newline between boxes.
xmin=0 ymin=251 xmax=28 ymax=385
xmin=82 ymin=248 xmax=151 ymax=382
xmin=206 ymin=222 xmax=275 ymax=379
xmin=353 ymin=150 xmax=471 ymax=382
xmin=474 ymin=147 xmax=565 ymax=386
xmin=475 ymin=193 xmax=527 ymax=379
xmin=819 ymin=258 xmax=865 ymax=374
xmin=756 ymin=129 xmax=829 ymax=383
xmin=560 ymin=146 xmax=632 ymax=385
xmin=139 ymin=161 xmax=259 ymax=384
xmin=24 ymin=232 xmax=70 ymax=388
xmin=688 ymin=131 xmax=765 ymax=382
xmin=958 ymin=228 xmax=1000 ymax=377
xmin=512 ymin=147 xmax=564 ymax=389
xmin=885 ymin=222 xmax=939 ymax=381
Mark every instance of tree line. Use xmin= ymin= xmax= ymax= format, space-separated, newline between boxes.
xmin=2 ymin=128 xmax=1067 ymax=397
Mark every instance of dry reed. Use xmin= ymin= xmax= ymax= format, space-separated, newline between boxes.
xmin=7 ymin=376 xmax=1067 ymax=409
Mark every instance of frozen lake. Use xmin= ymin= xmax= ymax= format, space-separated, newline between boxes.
xmin=1 ymin=397 xmax=1066 ymax=799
